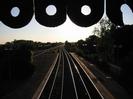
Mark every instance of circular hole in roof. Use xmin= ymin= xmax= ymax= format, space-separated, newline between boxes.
xmin=11 ymin=7 xmax=20 ymax=17
xmin=81 ymin=5 xmax=91 ymax=16
xmin=46 ymin=5 xmax=57 ymax=16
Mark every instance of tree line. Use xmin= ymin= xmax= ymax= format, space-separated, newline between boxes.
xmin=65 ymin=18 xmax=133 ymax=97
xmin=0 ymin=40 xmax=61 ymax=80
xmin=0 ymin=40 xmax=62 ymax=51
xmin=0 ymin=40 xmax=62 ymax=97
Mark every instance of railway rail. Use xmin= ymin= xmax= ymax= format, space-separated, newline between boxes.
xmin=32 ymin=48 xmax=105 ymax=99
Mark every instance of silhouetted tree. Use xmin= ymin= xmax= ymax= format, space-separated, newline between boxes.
xmin=77 ymin=40 xmax=86 ymax=49
xmin=93 ymin=18 xmax=117 ymax=62
xmin=86 ymin=35 xmax=99 ymax=54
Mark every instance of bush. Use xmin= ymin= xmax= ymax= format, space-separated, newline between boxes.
xmin=75 ymin=48 xmax=85 ymax=57
xmin=0 ymin=50 xmax=34 ymax=80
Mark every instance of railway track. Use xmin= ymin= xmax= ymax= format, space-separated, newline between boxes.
xmin=33 ymin=48 xmax=104 ymax=99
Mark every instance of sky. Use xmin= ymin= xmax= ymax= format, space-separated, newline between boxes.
xmin=0 ymin=4 xmax=133 ymax=44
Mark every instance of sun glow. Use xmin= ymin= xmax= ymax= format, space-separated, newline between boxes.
xmin=0 ymin=3 xmax=133 ymax=44
xmin=0 ymin=15 xmax=96 ymax=43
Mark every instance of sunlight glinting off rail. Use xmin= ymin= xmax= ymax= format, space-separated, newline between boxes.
xmin=64 ymin=49 xmax=79 ymax=99
xmin=61 ymin=51 xmax=64 ymax=99
xmin=48 ymin=50 xmax=62 ymax=99
xmin=32 ymin=54 xmax=59 ymax=99
xmin=66 ymin=52 xmax=92 ymax=99
xmin=33 ymin=48 xmax=107 ymax=99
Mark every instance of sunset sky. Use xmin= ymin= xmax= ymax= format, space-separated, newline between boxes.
xmin=0 ymin=4 xmax=133 ymax=44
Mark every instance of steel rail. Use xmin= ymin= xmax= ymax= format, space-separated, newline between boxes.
xmin=66 ymin=52 xmax=92 ymax=99
xmin=64 ymin=49 xmax=79 ymax=99
xmin=33 ymin=44 xmax=63 ymax=58
xmin=33 ymin=48 xmax=106 ymax=99
xmin=71 ymin=53 xmax=104 ymax=99
xmin=48 ymin=50 xmax=62 ymax=99
xmin=32 ymin=53 xmax=59 ymax=99
xmin=61 ymin=50 xmax=64 ymax=99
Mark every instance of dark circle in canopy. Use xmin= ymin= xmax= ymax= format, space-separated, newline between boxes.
xmin=0 ymin=0 xmax=33 ymax=28
xmin=67 ymin=0 xmax=104 ymax=27
xmin=35 ymin=0 xmax=66 ymax=27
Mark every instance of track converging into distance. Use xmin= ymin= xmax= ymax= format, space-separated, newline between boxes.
xmin=33 ymin=47 xmax=104 ymax=99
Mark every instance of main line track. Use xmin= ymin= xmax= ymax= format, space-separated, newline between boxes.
xmin=33 ymin=48 xmax=104 ymax=99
